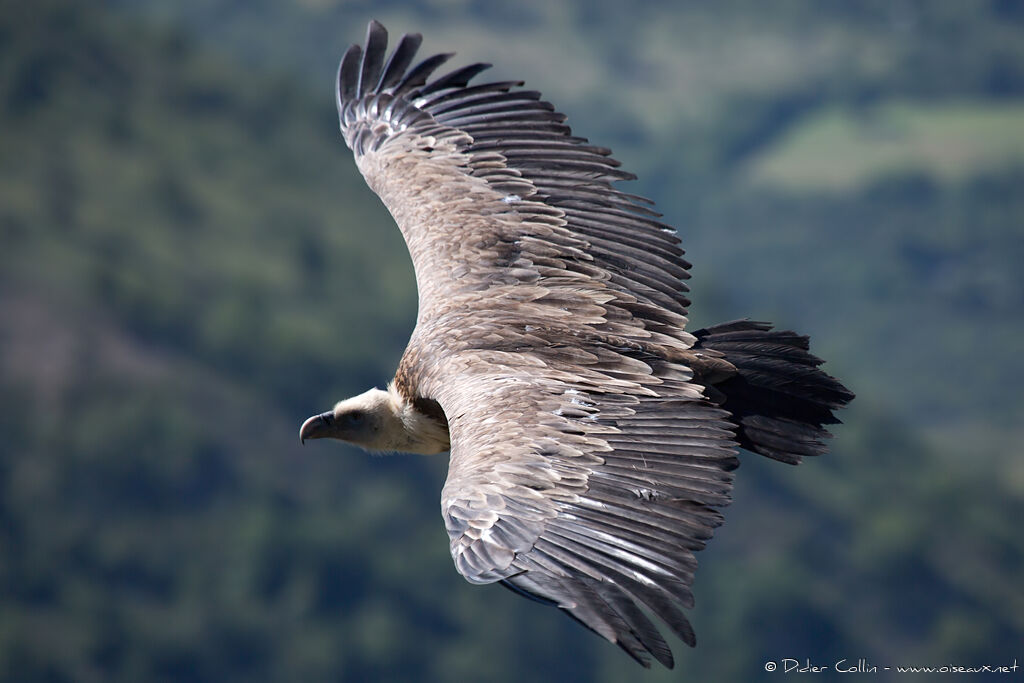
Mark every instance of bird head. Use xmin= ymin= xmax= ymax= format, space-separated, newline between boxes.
xmin=300 ymin=388 xmax=393 ymax=450
xmin=299 ymin=386 xmax=450 ymax=454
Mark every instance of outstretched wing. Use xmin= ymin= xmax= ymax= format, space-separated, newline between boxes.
xmin=335 ymin=21 xmax=739 ymax=668
xmin=425 ymin=352 xmax=739 ymax=669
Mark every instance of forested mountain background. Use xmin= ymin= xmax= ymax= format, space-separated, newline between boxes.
xmin=2 ymin=1 xmax=1022 ymax=681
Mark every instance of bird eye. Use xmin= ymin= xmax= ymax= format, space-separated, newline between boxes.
xmin=346 ymin=410 xmax=364 ymax=425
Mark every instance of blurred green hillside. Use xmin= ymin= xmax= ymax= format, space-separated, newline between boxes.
xmin=1 ymin=1 xmax=1022 ymax=682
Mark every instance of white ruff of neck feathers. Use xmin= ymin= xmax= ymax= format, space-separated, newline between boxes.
xmin=382 ymin=384 xmax=449 ymax=455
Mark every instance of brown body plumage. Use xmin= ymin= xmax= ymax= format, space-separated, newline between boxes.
xmin=299 ymin=21 xmax=854 ymax=668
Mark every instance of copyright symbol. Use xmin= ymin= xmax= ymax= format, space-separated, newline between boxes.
xmin=765 ymin=661 xmax=777 ymax=672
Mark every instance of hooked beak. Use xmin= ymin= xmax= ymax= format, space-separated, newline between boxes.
xmin=299 ymin=411 xmax=336 ymax=444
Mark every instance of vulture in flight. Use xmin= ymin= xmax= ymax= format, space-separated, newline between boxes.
xmin=300 ymin=21 xmax=854 ymax=668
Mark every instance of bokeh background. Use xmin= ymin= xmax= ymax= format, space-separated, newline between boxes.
xmin=2 ymin=1 xmax=1022 ymax=681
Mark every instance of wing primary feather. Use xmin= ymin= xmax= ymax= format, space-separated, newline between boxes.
xmin=460 ymin=120 xmax=573 ymax=136
xmin=394 ymin=52 xmax=456 ymax=96
xmin=417 ymin=81 xmax=526 ymax=109
xmin=435 ymin=111 xmax=569 ymax=133
xmin=336 ymin=44 xmax=363 ymax=107
xmin=602 ymin=582 xmax=675 ymax=667
xmin=467 ymin=136 xmax=609 ymax=155
xmin=358 ymin=20 xmax=389 ymax=98
xmin=418 ymin=63 xmax=494 ymax=96
xmin=377 ymin=32 xmax=423 ymax=92
xmin=519 ymin=568 xmax=657 ymax=668
xmin=430 ymin=91 xmax=544 ymax=117
xmin=529 ymin=539 xmax=682 ymax=665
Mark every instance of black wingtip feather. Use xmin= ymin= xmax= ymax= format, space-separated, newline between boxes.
xmin=358 ymin=21 xmax=389 ymax=98
xmin=337 ymin=43 xmax=363 ymax=106
xmin=419 ymin=63 xmax=494 ymax=96
xmin=378 ymin=32 xmax=423 ymax=92
xmin=395 ymin=52 xmax=456 ymax=95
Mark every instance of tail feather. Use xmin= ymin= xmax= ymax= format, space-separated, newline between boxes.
xmin=693 ymin=320 xmax=854 ymax=465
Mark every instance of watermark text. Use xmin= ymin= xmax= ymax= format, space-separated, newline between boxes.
xmin=763 ymin=658 xmax=1019 ymax=674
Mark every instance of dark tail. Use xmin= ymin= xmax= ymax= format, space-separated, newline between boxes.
xmin=692 ymin=320 xmax=855 ymax=465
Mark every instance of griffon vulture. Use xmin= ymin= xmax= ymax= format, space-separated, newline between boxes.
xmin=299 ymin=21 xmax=854 ymax=668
